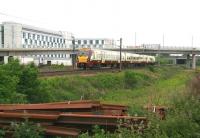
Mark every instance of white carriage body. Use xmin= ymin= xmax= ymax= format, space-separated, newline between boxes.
xmin=90 ymin=49 xmax=155 ymax=63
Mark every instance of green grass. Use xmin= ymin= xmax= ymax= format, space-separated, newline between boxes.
xmin=40 ymin=66 xmax=196 ymax=111
xmin=102 ymin=70 xmax=192 ymax=105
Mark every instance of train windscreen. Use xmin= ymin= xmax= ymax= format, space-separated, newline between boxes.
xmin=77 ymin=50 xmax=92 ymax=57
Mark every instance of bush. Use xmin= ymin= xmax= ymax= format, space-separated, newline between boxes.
xmin=11 ymin=120 xmax=44 ymax=138
xmin=0 ymin=60 xmax=26 ymax=103
xmin=148 ymin=65 xmax=156 ymax=72
xmin=124 ymin=71 xmax=150 ymax=89
xmin=87 ymin=74 xmax=123 ymax=90
xmin=0 ymin=60 xmax=43 ymax=103
xmin=0 ymin=129 xmax=5 ymax=138
xmin=17 ymin=63 xmax=41 ymax=103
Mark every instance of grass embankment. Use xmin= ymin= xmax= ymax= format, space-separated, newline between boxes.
xmin=40 ymin=66 xmax=195 ymax=110
xmin=1 ymin=62 xmax=199 ymax=138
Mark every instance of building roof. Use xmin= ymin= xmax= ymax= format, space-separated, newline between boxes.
xmin=2 ymin=21 xmax=71 ymax=37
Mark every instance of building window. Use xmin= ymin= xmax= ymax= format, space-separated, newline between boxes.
xmin=23 ymin=32 xmax=26 ymax=38
xmin=46 ymin=36 xmax=48 ymax=41
xmin=42 ymin=35 xmax=44 ymax=41
xmin=84 ymin=40 xmax=87 ymax=44
xmin=28 ymin=33 xmax=31 ymax=39
xmin=102 ymin=40 xmax=104 ymax=44
xmin=78 ymin=40 xmax=81 ymax=44
xmin=90 ymin=40 xmax=93 ymax=44
xmin=33 ymin=34 xmax=35 ymax=39
xmin=53 ymin=38 xmax=55 ymax=42
xmin=25 ymin=39 xmax=28 ymax=44
xmin=37 ymin=35 xmax=40 ymax=39
xmin=95 ymin=40 xmax=99 ymax=44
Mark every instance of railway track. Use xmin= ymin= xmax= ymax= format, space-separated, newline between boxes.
xmin=39 ymin=68 xmax=121 ymax=77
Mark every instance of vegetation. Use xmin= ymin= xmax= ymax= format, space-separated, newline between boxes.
xmin=0 ymin=59 xmax=41 ymax=103
xmin=11 ymin=120 xmax=44 ymax=138
xmin=0 ymin=60 xmax=199 ymax=137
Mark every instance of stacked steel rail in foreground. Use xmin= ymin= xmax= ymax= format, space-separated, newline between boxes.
xmin=0 ymin=100 xmax=147 ymax=137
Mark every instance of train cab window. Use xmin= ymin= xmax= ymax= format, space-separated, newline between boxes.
xmin=77 ymin=51 xmax=89 ymax=56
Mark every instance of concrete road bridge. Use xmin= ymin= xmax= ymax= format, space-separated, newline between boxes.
xmin=105 ymin=45 xmax=200 ymax=69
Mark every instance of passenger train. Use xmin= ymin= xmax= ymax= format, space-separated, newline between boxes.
xmin=77 ymin=48 xmax=155 ymax=69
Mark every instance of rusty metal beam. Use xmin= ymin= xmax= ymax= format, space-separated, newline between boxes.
xmin=45 ymin=126 xmax=80 ymax=137
xmin=57 ymin=114 xmax=147 ymax=126
xmin=0 ymin=112 xmax=59 ymax=120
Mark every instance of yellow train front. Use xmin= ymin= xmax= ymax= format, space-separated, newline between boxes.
xmin=77 ymin=48 xmax=92 ymax=69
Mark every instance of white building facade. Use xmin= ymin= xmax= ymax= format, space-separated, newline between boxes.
xmin=0 ymin=22 xmax=120 ymax=66
xmin=0 ymin=22 xmax=73 ymax=66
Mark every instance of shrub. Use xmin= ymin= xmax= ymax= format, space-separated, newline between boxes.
xmin=17 ymin=64 xmax=41 ymax=103
xmin=148 ymin=65 xmax=156 ymax=72
xmin=0 ymin=60 xmax=27 ymax=103
xmin=11 ymin=120 xmax=44 ymax=138
xmin=0 ymin=129 xmax=5 ymax=138
xmin=124 ymin=71 xmax=150 ymax=89
xmin=87 ymin=74 xmax=123 ymax=90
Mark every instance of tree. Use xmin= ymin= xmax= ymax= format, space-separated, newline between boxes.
xmin=0 ymin=60 xmax=26 ymax=103
xmin=17 ymin=63 xmax=41 ymax=103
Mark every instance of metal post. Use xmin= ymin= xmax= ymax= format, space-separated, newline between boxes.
xmin=186 ymin=54 xmax=190 ymax=69
xmin=72 ymin=36 xmax=75 ymax=70
xmin=158 ymin=44 xmax=161 ymax=66
xmin=120 ymin=38 xmax=122 ymax=71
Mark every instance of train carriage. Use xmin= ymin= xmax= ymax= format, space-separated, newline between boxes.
xmin=77 ymin=48 xmax=155 ymax=69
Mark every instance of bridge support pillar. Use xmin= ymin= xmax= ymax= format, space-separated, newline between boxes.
xmin=192 ymin=54 xmax=196 ymax=70
xmin=4 ymin=56 xmax=8 ymax=64
xmin=173 ymin=58 xmax=177 ymax=65
xmin=186 ymin=54 xmax=190 ymax=69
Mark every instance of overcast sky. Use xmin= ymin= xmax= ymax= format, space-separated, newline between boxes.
xmin=1 ymin=0 xmax=200 ymax=46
